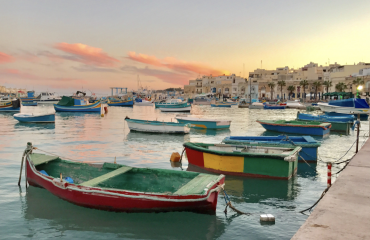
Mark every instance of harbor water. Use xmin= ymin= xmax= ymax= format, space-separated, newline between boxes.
xmin=0 ymin=105 xmax=367 ymax=239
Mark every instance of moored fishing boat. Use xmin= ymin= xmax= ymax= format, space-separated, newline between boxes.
xmin=14 ymin=113 xmax=55 ymax=123
xmin=134 ymin=98 xmax=153 ymax=106
xmin=107 ymin=99 xmax=134 ymax=106
xmin=125 ymin=117 xmax=190 ymax=133
xmin=257 ymin=120 xmax=331 ymax=136
xmin=0 ymin=100 xmax=21 ymax=112
xmin=249 ymin=102 xmax=264 ymax=109
xmin=318 ymin=98 xmax=369 ymax=120
xmin=175 ymin=115 xmax=231 ymax=129
xmin=297 ymin=112 xmax=354 ymax=134
xmin=183 ymin=142 xmax=301 ymax=179
xmin=225 ymin=99 xmax=237 ymax=105
xmin=156 ymin=99 xmax=191 ymax=112
xmin=264 ymin=104 xmax=286 ymax=110
xmin=54 ymin=96 xmax=101 ymax=112
xmin=222 ymin=135 xmax=320 ymax=161
xmin=22 ymin=143 xmax=225 ymax=214
xmin=211 ymin=102 xmax=232 ymax=108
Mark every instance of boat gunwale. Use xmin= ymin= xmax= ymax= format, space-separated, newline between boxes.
xmin=125 ymin=118 xmax=187 ymax=126
xmin=27 ymin=154 xmax=224 ymax=199
xmin=257 ymin=120 xmax=331 ymax=128
xmin=183 ymin=142 xmax=302 ymax=159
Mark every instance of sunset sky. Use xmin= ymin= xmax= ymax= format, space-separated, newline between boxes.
xmin=1 ymin=0 xmax=370 ymax=95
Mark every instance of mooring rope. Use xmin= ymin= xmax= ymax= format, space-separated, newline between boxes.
xmin=221 ymin=187 xmax=251 ymax=215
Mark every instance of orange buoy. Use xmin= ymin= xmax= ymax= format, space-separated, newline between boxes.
xmin=170 ymin=152 xmax=181 ymax=162
xmin=104 ymin=106 xmax=108 ymax=113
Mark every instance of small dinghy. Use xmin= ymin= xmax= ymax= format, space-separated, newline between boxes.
xmin=125 ymin=117 xmax=190 ymax=134
xmin=14 ymin=113 xmax=55 ymax=123
xmin=21 ymin=143 xmax=225 ymax=214
xmin=257 ymin=120 xmax=331 ymax=136
xmin=175 ymin=115 xmax=231 ymax=129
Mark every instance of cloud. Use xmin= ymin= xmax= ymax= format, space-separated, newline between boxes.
xmin=0 ymin=52 xmax=15 ymax=64
xmin=72 ymin=65 xmax=118 ymax=72
xmin=53 ymin=43 xmax=120 ymax=67
xmin=127 ymin=52 xmax=229 ymax=76
xmin=121 ymin=65 xmax=192 ymax=85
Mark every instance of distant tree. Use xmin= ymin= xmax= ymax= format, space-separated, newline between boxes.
xmin=287 ymin=85 xmax=295 ymax=100
xmin=353 ymin=77 xmax=364 ymax=90
xmin=299 ymin=80 xmax=309 ymax=101
xmin=335 ymin=82 xmax=347 ymax=92
xmin=267 ymin=82 xmax=276 ymax=100
xmin=323 ymin=80 xmax=332 ymax=94
xmin=277 ymin=80 xmax=286 ymax=100
xmin=312 ymin=81 xmax=322 ymax=100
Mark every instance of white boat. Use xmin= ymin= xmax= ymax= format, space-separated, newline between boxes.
xmin=175 ymin=115 xmax=231 ymax=129
xmin=160 ymin=106 xmax=192 ymax=112
xmin=249 ymin=102 xmax=264 ymax=109
xmin=34 ymin=92 xmax=61 ymax=104
xmin=135 ymin=99 xmax=154 ymax=106
xmin=125 ymin=117 xmax=190 ymax=133
xmin=318 ymin=98 xmax=370 ymax=115
xmin=286 ymin=100 xmax=305 ymax=109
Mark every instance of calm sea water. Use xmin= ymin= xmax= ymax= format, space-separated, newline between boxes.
xmin=0 ymin=104 xmax=367 ymax=239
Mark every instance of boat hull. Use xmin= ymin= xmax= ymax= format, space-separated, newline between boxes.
xmin=0 ymin=101 xmax=20 ymax=112
xmin=176 ymin=118 xmax=231 ymax=129
xmin=159 ymin=106 xmax=191 ymax=112
xmin=14 ymin=113 xmax=55 ymax=123
xmin=318 ymin=102 xmax=369 ymax=116
xmin=184 ymin=143 xmax=299 ymax=180
xmin=126 ymin=119 xmax=190 ymax=133
xmin=108 ymin=100 xmax=134 ymax=106
xmin=258 ymin=121 xmax=330 ymax=136
xmin=25 ymin=158 xmax=223 ymax=214
xmin=54 ymin=101 xmax=101 ymax=112
xmin=211 ymin=104 xmax=232 ymax=108
xmin=264 ymin=105 xmax=286 ymax=109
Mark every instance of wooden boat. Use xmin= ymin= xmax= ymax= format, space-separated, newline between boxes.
xmin=249 ymin=102 xmax=264 ymax=109
xmin=125 ymin=117 xmax=190 ymax=133
xmin=211 ymin=102 xmax=232 ymax=108
xmin=264 ymin=104 xmax=286 ymax=109
xmin=0 ymin=100 xmax=21 ymax=112
xmin=54 ymin=97 xmax=101 ymax=112
xmin=183 ymin=142 xmax=301 ymax=179
xmin=14 ymin=113 xmax=55 ymax=123
xmin=107 ymin=99 xmax=134 ymax=106
xmin=175 ymin=115 xmax=231 ymax=129
xmin=257 ymin=120 xmax=331 ymax=136
xmin=297 ymin=112 xmax=354 ymax=134
xmin=318 ymin=98 xmax=369 ymax=120
xmin=222 ymin=135 xmax=321 ymax=161
xmin=23 ymin=144 xmax=225 ymax=214
xmin=156 ymin=99 xmax=191 ymax=112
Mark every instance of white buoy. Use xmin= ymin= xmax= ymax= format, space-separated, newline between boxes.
xmin=260 ymin=214 xmax=275 ymax=222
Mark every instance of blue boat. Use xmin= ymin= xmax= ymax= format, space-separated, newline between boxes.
xmin=0 ymin=100 xmax=20 ymax=112
xmin=211 ymin=102 xmax=232 ymax=108
xmin=318 ymin=98 xmax=369 ymax=120
xmin=54 ymin=97 xmax=102 ymax=112
xmin=257 ymin=120 xmax=331 ymax=136
xmin=297 ymin=112 xmax=355 ymax=123
xmin=222 ymin=135 xmax=321 ymax=161
xmin=264 ymin=104 xmax=286 ymax=109
xmin=13 ymin=113 xmax=55 ymax=123
xmin=107 ymin=99 xmax=134 ymax=106
xmin=175 ymin=115 xmax=231 ymax=129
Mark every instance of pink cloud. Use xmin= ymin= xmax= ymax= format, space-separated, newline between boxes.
xmin=53 ymin=43 xmax=120 ymax=67
xmin=0 ymin=52 xmax=15 ymax=64
xmin=128 ymin=52 xmax=229 ymax=76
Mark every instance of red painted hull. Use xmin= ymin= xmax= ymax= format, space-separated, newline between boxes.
xmin=26 ymin=158 xmax=224 ymax=214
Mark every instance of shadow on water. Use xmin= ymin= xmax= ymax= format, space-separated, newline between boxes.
xmin=126 ymin=131 xmax=189 ymax=143
xmin=190 ymin=128 xmax=231 ymax=136
xmin=56 ymin=112 xmax=102 ymax=120
xmin=14 ymin=122 xmax=56 ymax=130
xmin=187 ymin=164 xmax=299 ymax=204
xmin=23 ymin=187 xmax=226 ymax=240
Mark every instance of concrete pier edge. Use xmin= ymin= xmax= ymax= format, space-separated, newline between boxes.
xmin=292 ymin=138 xmax=370 ymax=239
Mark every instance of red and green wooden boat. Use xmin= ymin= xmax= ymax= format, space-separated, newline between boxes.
xmin=23 ymin=143 xmax=225 ymax=214
xmin=183 ymin=142 xmax=301 ymax=180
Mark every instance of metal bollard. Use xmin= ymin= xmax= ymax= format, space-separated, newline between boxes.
xmin=327 ymin=162 xmax=332 ymax=187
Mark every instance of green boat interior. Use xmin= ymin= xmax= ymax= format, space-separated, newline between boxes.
xmin=29 ymin=153 xmax=220 ymax=195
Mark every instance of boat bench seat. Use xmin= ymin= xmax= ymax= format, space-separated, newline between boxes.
xmin=29 ymin=153 xmax=59 ymax=166
xmin=80 ymin=166 xmax=133 ymax=187
xmin=173 ymin=174 xmax=219 ymax=195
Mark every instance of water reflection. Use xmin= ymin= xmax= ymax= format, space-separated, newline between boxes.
xmin=14 ymin=122 xmax=56 ymax=131
xmin=126 ymin=131 xmax=189 ymax=143
xmin=24 ymin=187 xmax=226 ymax=240
xmin=190 ymin=128 xmax=231 ymax=136
xmin=187 ymin=164 xmax=299 ymax=203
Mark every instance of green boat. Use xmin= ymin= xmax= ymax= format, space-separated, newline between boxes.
xmin=296 ymin=112 xmax=353 ymax=134
xmin=184 ymin=142 xmax=302 ymax=179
